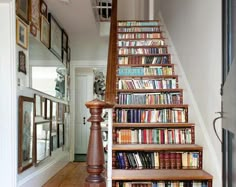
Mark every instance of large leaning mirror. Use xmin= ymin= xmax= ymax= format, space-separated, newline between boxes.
xmin=29 ymin=34 xmax=66 ymax=99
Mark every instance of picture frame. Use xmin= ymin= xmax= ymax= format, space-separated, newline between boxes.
xmin=18 ymin=96 xmax=35 ymax=173
xmin=40 ymin=15 xmax=50 ymax=48
xmin=40 ymin=0 xmax=48 ymax=18
xmin=34 ymin=121 xmax=51 ymax=165
xmin=18 ymin=51 xmax=27 ymax=74
xmin=45 ymin=98 xmax=51 ymax=120
xmin=30 ymin=24 xmax=37 ymax=37
xmin=16 ymin=0 xmax=29 ymax=24
xmin=58 ymin=123 xmax=64 ymax=147
xmin=29 ymin=0 xmax=40 ymax=29
xmin=34 ymin=94 xmax=42 ymax=117
xmin=16 ymin=18 xmax=28 ymax=49
xmin=62 ymin=29 xmax=68 ymax=52
xmin=49 ymin=13 xmax=62 ymax=61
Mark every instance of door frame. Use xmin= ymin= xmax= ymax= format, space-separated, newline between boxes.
xmin=69 ymin=63 xmax=106 ymax=161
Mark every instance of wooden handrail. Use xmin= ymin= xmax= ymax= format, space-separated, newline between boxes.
xmin=105 ymin=0 xmax=118 ymax=104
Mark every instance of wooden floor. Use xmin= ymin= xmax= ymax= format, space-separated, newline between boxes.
xmin=43 ymin=162 xmax=88 ymax=187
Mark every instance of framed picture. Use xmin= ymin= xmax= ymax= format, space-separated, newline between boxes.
xmin=49 ymin=13 xmax=62 ymax=61
xmin=16 ymin=18 xmax=28 ymax=49
xmin=30 ymin=0 xmax=40 ymax=29
xmin=34 ymin=94 xmax=42 ymax=117
xmin=35 ymin=121 xmax=51 ymax=165
xmin=30 ymin=24 xmax=37 ymax=37
xmin=58 ymin=123 xmax=64 ymax=147
xmin=40 ymin=15 xmax=49 ymax=48
xmin=40 ymin=0 xmax=47 ymax=18
xmin=45 ymin=98 xmax=51 ymax=120
xmin=62 ymin=29 xmax=68 ymax=52
xmin=51 ymin=121 xmax=58 ymax=151
xmin=18 ymin=51 xmax=26 ymax=74
xmin=67 ymin=46 xmax=71 ymax=62
xmin=18 ymin=96 xmax=35 ymax=173
xmin=16 ymin=0 xmax=29 ymax=24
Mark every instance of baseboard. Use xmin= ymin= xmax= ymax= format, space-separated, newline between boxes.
xmin=17 ymin=151 xmax=69 ymax=187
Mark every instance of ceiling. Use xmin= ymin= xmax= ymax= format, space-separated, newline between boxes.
xmin=44 ymin=0 xmax=98 ymax=36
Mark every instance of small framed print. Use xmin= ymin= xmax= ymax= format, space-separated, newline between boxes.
xmin=40 ymin=0 xmax=47 ymax=18
xmin=40 ymin=15 xmax=49 ymax=48
xmin=18 ymin=96 xmax=35 ymax=173
xmin=30 ymin=0 xmax=40 ymax=29
xmin=62 ymin=30 xmax=68 ymax=52
xmin=48 ymin=13 xmax=62 ymax=61
xmin=18 ymin=51 xmax=26 ymax=74
xmin=30 ymin=24 xmax=37 ymax=37
xmin=16 ymin=0 xmax=29 ymax=24
xmin=16 ymin=18 xmax=28 ymax=49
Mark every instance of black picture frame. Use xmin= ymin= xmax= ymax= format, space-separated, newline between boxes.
xmin=18 ymin=51 xmax=26 ymax=74
xmin=48 ymin=13 xmax=62 ymax=61
xmin=62 ymin=29 xmax=68 ymax=52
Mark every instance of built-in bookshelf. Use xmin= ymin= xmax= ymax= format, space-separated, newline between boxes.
xmin=112 ymin=20 xmax=213 ymax=186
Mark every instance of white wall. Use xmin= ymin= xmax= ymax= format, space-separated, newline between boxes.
xmin=0 ymin=1 xmax=17 ymax=186
xmin=159 ymin=0 xmax=222 ymax=186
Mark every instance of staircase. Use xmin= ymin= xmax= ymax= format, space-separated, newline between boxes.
xmin=107 ymin=19 xmax=213 ymax=186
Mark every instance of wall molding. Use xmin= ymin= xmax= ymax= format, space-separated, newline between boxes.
xmin=159 ymin=12 xmax=221 ymax=180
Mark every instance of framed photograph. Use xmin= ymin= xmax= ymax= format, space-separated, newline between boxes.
xmin=35 ymin=121 xmax=50 ymax=165
xmin=16 ymin=0 xmax=29 ymax=24
xmin=62 ymin=30 xmax=68 ymax=52
xmin=18 ymin=51 xmax=26 ymax=74
xmin=40 ymin=0 xmax=47 ymax=18
xmin=16 ymin=18 xmax=28 ymax=49
xmin=40 ymin=15 xmax=49 ymax=48
xmin=45 ymin=98 xmax=51 ymax=120
xmin=18 ymin=96 xmax=35 ymax=173
xmin=29 ymin=0 xmax=40 ymax=29
xmin=67 ymin=46 xmax=71 ymax=62
xmin=52 ymin=102 xmax=58 ymax=121
xmin=49 ymin=13 xmax=62 ymax=61
xmin=51 ymin=121 xmax=58 ymax=151
xmin=57 ymin=103 xmax=65 ymax=122
xmin=30 ymin=24 xmax=37 ymax=37
xmin=34 ymin=94 xmax=42 ymax=117
xmin=58 ymin=123 xmax=64 ymax=147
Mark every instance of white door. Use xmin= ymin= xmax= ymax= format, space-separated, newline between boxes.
xmin=74 ymin=73 xmax=93 ymax=154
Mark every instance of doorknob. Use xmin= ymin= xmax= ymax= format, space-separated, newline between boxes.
xmin=83 ymin=117 xmax=86 ymax=125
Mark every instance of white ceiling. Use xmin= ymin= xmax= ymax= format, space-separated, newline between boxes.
xmin=44 ymin=0 xmax=98 ymax=36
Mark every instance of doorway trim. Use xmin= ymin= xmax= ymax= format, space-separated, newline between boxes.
xmin=70 ymin=62 xmax=106 ymax=161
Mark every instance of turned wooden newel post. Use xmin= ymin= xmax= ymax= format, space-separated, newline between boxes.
xmin=84 ymin=99 xmax=106 ymax=187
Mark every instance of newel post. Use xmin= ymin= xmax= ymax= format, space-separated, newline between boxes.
xmin=84 ymin=99 xmax=106 ymax=187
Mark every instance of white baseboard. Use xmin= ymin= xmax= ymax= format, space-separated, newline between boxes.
xmin=18 ymin=151 xmax=69 ymax=187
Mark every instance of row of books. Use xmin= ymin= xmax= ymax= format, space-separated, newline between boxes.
xmin=118 ymin=21 xmax=159 ymax=27
xmin=115 ymin=151 xmax=200 ymax=169
xmin=116 ymin=109 xmax=187 ymax=123
xmin=115 ymin=128 xmax=192 ymax=144
xmin=118 ymin=40 xmax=165 ymax=47
xmin=118 ymin=33 xmax=162 ymax=39
xmin=118 ymin=92 xmax=181 ymax=105
xmin=118 ymin=56 xmax=169 ymax=65
xmin=118 ymin=67 xmax=173 ymax=76
xmin=118 ymin=27 xmax=161 ymax=33
xmin=115 ymin=181 xmax=208 ymax=187
xmin=118 ymin=79 xmax=177 ymax=90
xmin=118 ymin=48 xmax=167 ymax=55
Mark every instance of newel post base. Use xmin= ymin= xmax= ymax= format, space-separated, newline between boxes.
xmin=84 ymin=99 xmax=106 ymax=187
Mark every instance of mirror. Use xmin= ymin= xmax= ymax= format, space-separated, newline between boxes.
xmin=29 ymin=34 xmax=67 ymax=99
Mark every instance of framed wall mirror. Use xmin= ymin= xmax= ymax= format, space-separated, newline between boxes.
xmin=18 ymin=96 xmax=35 ymax=173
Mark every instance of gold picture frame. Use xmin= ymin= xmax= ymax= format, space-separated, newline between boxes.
xmin=16 ymin=0 xmax=29 ymax=24
xmin=40 ymin=15 xmax=49 ymax=48
xmin=16 ymin=18 xmax=29 ymax=49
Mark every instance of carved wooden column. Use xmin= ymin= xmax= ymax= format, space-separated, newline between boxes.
xmin=84 ymin=99 xmax=106 ymax=187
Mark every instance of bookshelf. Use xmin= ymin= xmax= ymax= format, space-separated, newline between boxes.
xmin=111 ymin=20 xmax=213 ymax=186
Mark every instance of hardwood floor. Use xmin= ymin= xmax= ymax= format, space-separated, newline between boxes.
xmin=43 ymin=162 xmax=88 ymax=187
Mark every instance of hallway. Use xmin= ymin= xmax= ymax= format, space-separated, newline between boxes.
xmin=43 ymin=162 xmax=87 ymax=187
